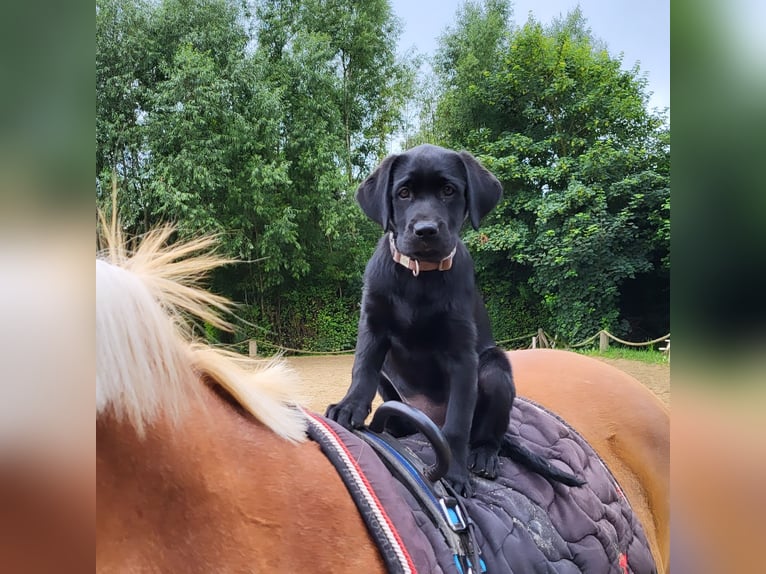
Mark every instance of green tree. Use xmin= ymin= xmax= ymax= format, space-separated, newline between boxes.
xmin=247 ymin=0 xmax=414 ymax=346
xmin=425 ymin=4 xmax=670 ymax=342
xmin=432 ymin=0 xmax=512 ymax=143
xmin=257 ymin=0 xmax=415 ymax=182
xmin=96 ymin=0 xmax=155 ymax=231
xmin=97 ymin=0 xmax=415 ymax=350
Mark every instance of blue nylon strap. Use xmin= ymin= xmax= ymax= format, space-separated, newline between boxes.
xmin=454 ymin=554 xmax=488 ymax=574
xmin=360 ymin=430 xmax=441 ymax=508
xmin=359 ymin=428 xmax=486 ymax=573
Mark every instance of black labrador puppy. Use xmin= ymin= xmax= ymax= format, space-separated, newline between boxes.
xmin=327 ymin=144 xmax=582 ymax=495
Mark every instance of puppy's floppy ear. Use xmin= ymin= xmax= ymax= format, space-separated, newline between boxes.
xmin=356 ymin=153 xmax=399 ymax=230
xmin=459 ymin=151 xmax=503 ymax=230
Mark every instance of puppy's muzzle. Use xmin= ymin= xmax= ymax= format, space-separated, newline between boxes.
xmin=413 ymin=220 xmax=439 ymax=238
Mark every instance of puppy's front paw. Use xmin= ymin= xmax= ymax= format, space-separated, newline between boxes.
xmin=325 ymin=399 xmax=370 ymax=429
xmin=469 ymin=445 xmax=500 ymax=479
xmin=445 ymin=464 xmax=474 ymax=498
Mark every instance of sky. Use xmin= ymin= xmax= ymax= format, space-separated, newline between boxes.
xmin=389 ymin=0 xmax=670 ymax=114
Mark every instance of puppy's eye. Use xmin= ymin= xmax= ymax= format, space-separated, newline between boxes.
xmin=397 ymin=187 xmax=411 ymax=199
xmin=442 ymin=184 xmax=455 ymax=196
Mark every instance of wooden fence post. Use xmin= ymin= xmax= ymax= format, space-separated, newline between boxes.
xmin=660 ymin=338 xmax=670 ymax=364
xmin=248 ymin=340 xmax=258 ymax=357
xmin=599 ymin=330 xmax=609 ymax=352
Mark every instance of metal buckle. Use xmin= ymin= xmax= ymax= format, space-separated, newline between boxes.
xmin=439 ymin=497 xmax=467 ymax=531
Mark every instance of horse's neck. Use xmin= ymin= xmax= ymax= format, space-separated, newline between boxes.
xmin=97 ymin=385 xmax=387 ymax=573
xmin=96 ymin=395 xmax=215 ymax=513
xmin=97 ymin=387 xmax=268 ymax=571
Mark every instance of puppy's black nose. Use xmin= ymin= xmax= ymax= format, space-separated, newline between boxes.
xmin=413 ymin=221 xmax=439 ymax=237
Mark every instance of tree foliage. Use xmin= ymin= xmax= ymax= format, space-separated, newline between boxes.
xmin=96 ymin=0 xmax=412 ymax=348
xmin=428 ymin=3 xmax=670 ymax=342
xmin=97 ymin=0 xmax=669 ymax=349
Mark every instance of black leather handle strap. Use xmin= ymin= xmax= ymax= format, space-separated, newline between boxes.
xmin=369 ymin=401 xmax=451 ymax=483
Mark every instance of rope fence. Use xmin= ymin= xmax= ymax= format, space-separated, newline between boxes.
xmin=241 ymin=328 xmax=670 ymax=357
xmin=568 ymin=331 xmax=602 ymax=349
xmin=247 ymin=340 xmax=355 ymax=356
xmin=595 ymin=331 xmax=670 ymax=347
xmin=496 ymin=332 xmax=537 ymax=346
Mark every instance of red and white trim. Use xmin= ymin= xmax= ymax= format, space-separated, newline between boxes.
xmin=304 ymin=411 xmax=417 ymax=574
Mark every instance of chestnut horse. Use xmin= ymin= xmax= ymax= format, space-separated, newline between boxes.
xmin=96 ymin=224 xmax=669 ymax=573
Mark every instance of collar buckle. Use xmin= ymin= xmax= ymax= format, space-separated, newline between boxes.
xmin=388 ymin=232 xmax=455 ymax=277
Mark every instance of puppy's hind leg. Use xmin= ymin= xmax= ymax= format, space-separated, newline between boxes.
xmin=469 ymin=347 xmax=514 ymax=479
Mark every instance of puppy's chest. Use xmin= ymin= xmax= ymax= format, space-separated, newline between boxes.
xmin=388 ymin=300 xmax=456 ymax=345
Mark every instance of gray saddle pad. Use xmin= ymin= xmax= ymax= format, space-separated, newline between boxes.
xmin=307 ymin=397 xmax=656 ymax=573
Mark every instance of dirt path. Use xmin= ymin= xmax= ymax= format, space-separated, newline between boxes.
xmin=286 ymin=353 xmax=670 ymax=413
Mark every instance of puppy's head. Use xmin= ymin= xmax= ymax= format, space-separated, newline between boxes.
xmin=356 ymin=144 xmax=502 ymax=260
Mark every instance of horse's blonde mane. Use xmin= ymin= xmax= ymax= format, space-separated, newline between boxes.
xmin=96 ymin=214 xmax=306 ymax=442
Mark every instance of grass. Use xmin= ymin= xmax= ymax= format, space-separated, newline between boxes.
xmin=575 ymin=346 xmax=669 ymax=365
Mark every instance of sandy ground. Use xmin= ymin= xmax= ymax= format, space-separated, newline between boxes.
xmin=286 ymin=353 xmax=670 ymax=414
